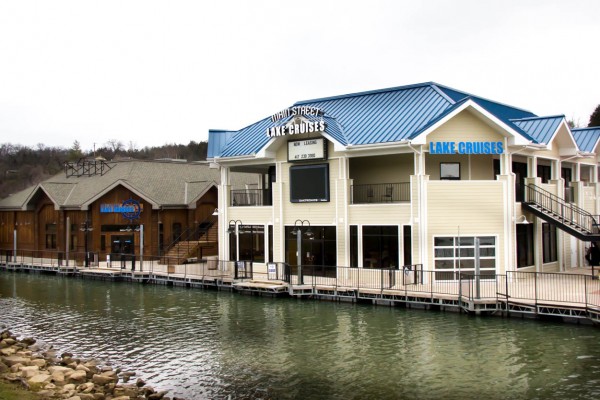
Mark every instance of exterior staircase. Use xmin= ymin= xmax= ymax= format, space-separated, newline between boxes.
xmin=162 ymin=217 xmax=218 ymax=264
xmin=522 ymin=184 xmax=600 ymax=241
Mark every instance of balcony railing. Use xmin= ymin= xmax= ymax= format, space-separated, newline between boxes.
xmin=230 ymin=189 xmax=272 ymax=206
xmin=351 ymin=182 xmax=410 ymax=204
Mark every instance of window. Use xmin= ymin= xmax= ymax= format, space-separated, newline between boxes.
xmin=70 ymin=224 xmax=78 ymax=251
xmin=230 ymin=224 xmax=265 ymax=263
xmin=350 ymin=225 xmax=358 ymax=268
xmin=433 ymin=236 xmax=496 ymax=280
xmin=45 ymin=224 xmax=57 ymax=249
xmin=440 ymin=162 xmax=460 ymax=180
xmin=516 ymin=224 xmax=534 ymax=268
xmin=542 ymin=223 xmax=557 ymax=263
xmin=362 ymin=226 xmax=399 ymax=269
xmin=403 ymin=226 xmax=412 ymax=266
xmin=268 ymin=225 xmax=273 ymax=264
xmin=537 ymin=165 xmax=551 ymax=184
xmin=285 ymin=226 xmax=337 ymax=268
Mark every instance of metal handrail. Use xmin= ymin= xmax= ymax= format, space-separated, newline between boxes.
xmin=230 ymin=189 xmax=272 ymax=206
xmin=351 ymin=182 xmax=410 ymax=204
xmin=525 ymin=184 xmax=598 ymax=233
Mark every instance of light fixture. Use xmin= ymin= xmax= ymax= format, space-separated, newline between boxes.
xmin=212 ymin=208 xmax=219 ymax=216
xmin=514 ymin=215 xmax=530 ymax=224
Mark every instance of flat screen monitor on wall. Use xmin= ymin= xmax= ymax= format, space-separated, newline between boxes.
xmin=289 ymin=163 xmax=330 ymax=203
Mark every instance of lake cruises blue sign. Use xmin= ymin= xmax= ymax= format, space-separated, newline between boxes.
xmin=100 ymin=199 xmax=143 ymax=221
xmin=429 ymin=141 xmax=504 ymax=155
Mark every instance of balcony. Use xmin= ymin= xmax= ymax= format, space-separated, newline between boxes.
xmin=351 ymin=182 xmax=410 ymax=204
xmin=231 ymin=189 xmax=272 ymax=206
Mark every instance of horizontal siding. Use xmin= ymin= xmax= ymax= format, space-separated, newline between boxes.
xmin=583 ymin=186 xmax=596 ymax=215
xmin=426 ymin=109 xmax=504 ymax=143
xmin=426 ymin=180 xmax=506 ymax=273
xmin=348 ymin=204 xmax=411 ymax=224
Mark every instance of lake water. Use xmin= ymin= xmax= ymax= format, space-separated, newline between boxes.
xmin=1 ymin=272 xmax=600 ymax=399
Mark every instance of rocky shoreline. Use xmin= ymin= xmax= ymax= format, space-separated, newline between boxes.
xmin=0 ymin=329 xmax=184 ymax=400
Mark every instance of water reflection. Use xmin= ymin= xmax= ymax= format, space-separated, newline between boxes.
xmin=1 ymin=273 xmax=600 ymax=399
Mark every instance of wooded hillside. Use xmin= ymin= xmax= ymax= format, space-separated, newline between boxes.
xmin=0 ymin=141 xmax=208 ymax=199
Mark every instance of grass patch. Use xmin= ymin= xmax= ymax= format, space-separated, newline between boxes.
xmin=0 ymin=379 xmax=40 ymax=400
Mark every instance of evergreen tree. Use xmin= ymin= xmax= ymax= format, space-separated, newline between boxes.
xmin=589 ymin=104 xmax=600 ymax=127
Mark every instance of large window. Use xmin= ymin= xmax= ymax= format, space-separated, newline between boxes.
xmin=542 ymin=223 xmax=557 ymax=263
xmin=433 ymin=236 xmax=496 ymax=280
xmin=362 ymin=226 xmax=399 ymax=269
xmin=516 ymin=224 xmax=534 ymax=268
xmin=45 ymin=223 xmax=57 ymax=249
xmin=285 ymin=226 xmax=336 ymax=267
xmin=229 ymin=224 xmax=265 ymax=263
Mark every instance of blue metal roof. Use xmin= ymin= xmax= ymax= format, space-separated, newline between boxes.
xmin=511 ymin=116 xmax=564 ymax=145
xmin=211 ymin=82 xmax=545 ymax=158
xmin=572 ymin=127 xmax=600 ymax=153
xmin=207 ymin=130 xmax=236 ymax=159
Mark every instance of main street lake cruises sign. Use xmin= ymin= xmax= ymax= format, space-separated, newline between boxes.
xmin=266 ymin=106 xmax=326 ymax=138
xmin=100 ymin=199 xmax=143 ymax=221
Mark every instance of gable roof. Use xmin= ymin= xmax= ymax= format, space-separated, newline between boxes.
xmin=0 ymin=160 xmax=246 ymax=211
xmin=210 ymin=82 xmax=541 ymax=158
xmin=572 ymin=127 xmax=600 ymax=153
xmin=511 ymin=116 xmax=565 ymax=145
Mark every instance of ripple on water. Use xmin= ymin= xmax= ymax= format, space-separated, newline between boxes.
xmin=3 ymin=273 xmax=600 ymax=399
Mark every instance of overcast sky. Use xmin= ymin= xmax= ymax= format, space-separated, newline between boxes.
xmin=1 ymin=0 xmax=599 ymax=152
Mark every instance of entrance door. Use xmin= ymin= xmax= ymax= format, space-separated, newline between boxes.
xmin=111 ymin=235 xmax=134 ymax=260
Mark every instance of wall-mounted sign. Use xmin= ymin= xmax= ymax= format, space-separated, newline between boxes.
xmin=288 ymin=138 xmax=328 ymax=162
xmin=429 ymin=141 xmax=504 ymax=155
xmin=267 ymin=120 xmax=326 ymax=138
xmin=100 ymin=199 xmax=143 ymax=221
xmin=270 ymin=106 xmax=323 ymax=122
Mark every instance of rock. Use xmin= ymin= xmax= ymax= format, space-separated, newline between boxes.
xmin=76 ymin=365 xmax=91 ymax=373
xmin=68 ymin=369 xmax=87 ymax=384
xmin=21 ymin=337 xmax=36 ymax=346
xmin=3 ymin=338 xmax=16 ymax=346
xmin=92 ymin=394 xmax=106 ymax=400
xmin=114 ymin=384 xmax=141 ymax=398
xmin=37 ymin=389 xmax=57 ymax=398
xmin=9 ymin=363 xmax=23 ymax=373
xmin=76 ymin=393 xmax=95 ymax=400
xmin=111 ymin=396 xmax=132 ymax=400
xmin=61 ymin=352 xmax=74 ymax=358
xmin=44 ymin=382 xmax=57 ymax=390
xmin=2 ymin=355 xmax=30 ymax=366
xmin=28 ymin=372 xmax=52 ymax=384
xmin=51 ymin=370 xmax=66 ymax=385
xmin=29 ymin=358 xmax=47 ymax=368
xmin=0 ymin=347 xmax=16 ymax=356
xmin=77 ymin=382 xmax=94 ymax=393
xmin=148 ymin=390 xmax=170 ymax=400
xmin=20 ymin=365 xmax=40 ymax=378
xmin=92 ymin=373 xmax=116 ymax=385
xmin=66 ymin=396 xmax=82 ymax=400
xmin=63 ymin=383 xmax=77 ymax=391
xmin=0 ymin=361 xmax=8 ymax=373
xmin=48 ymin=365 xmax=73 ymax=375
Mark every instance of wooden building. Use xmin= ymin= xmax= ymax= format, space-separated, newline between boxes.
xmin=0 ymin=158 xmax=253 ymax=264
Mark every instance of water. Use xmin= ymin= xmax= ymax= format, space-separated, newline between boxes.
xmin=1 ymin=273 xmax=600 ymax=400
